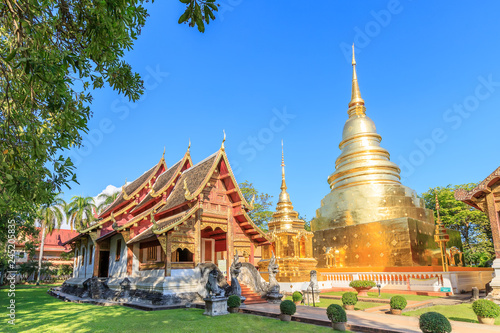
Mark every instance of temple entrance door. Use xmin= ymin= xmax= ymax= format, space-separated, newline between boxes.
xmin=98 ymin=251 xmax=109 ymax=277
xmin=201 ymin=238 xmax=215 ymax=264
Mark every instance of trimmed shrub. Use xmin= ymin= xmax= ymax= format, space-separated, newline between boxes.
xmin=472 ymin=299 xmax=500 ymax=318
xmin=390 ymin=295 xmax=407 ymax=310
xmin=227 ymin=295 xmax=241 ymax=308
xmin=349 ymin=280 xmax=376 ymax=288
xmin=292 ymin=291 xmax=303 ymax=303
xmin=419 ymin=312 xmax=452 ymax=333
xmin=280 ymin=300 xmax=296 ymax=315
xmin=342 ymin=292 xmax=358 ymax=306
xmin=326 ymin=304 xmax=347 ymax=323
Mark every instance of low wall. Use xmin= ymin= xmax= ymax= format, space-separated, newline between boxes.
xmin=316 ymin=268 xmax=493 ymax=295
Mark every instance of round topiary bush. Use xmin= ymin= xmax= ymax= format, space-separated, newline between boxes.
xmin=472 ymin=299 xmax=500 ymax=318
xmin=227 ymin=295 xmax=241 ymax=308
xmin=349 ymin=280 xmax=376 ymax=288
xmin=342 ymin=292 xmax=358 ymax=306
xmin=326 ymin=304 xmax=347 ymax=323
xmin=390 ymin=295 xmax=407 ymax=310
xmin=280 ymin=300 xmax=296 ymax=315
xmin=419 ymin=312 xmax=452 ymax=333
xmin=292 ymin=291 xmax=303 ymax=303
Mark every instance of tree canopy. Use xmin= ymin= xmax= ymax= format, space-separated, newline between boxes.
xmin=239 ymin=181 xmax=273 ymax=231
xmin=422 ymin=184 xmax=494 ymax=266
xmin=0 ymin=0 xmax=218 ymax=242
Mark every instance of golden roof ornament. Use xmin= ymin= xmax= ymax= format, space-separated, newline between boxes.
xmin=221 ymin=130 xmax=226 ymax=150
xmin=348 ymin=44 xmax=366 ymax=116
xmin=266 ymin=141 xmax=310 ymax=234
xmin=188 ymin=138 xmax=191 ymax=152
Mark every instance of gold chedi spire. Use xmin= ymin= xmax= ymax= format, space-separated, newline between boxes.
xmin=327 ymin=45 xmax=401 ymax=190
xmin=268 ymin=141 xmax=306 ymax=233
xmin=349 ymin=44 xmax=365 ymax=113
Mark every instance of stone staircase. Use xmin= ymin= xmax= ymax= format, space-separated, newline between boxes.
xmin=240 ymin=283 xmax=266 ymax=304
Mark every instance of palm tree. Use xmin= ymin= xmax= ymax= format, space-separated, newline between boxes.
xmin=36 ymin=195 xmax=65 ymax=285
xmin=96 ymin=191 xmax=119 ymax=214
xmin=66 ymin=196 xmax=98 ymax=231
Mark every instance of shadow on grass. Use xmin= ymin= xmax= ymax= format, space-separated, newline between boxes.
xmin=448 ymin=317 xmax=477 ymax=324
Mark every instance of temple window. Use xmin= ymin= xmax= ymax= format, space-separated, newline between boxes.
xmin=89 ymin=245 xmax=93 ymax=265
xmin=139 ymin=240 xmax=163 ymax=263
xmin=147 ymin=246 xmax=157 ymax=261
xmin=116 ymin=239 xmax=122 ymax=261
xmin=172 ymin=248 xmax=193 ymax=262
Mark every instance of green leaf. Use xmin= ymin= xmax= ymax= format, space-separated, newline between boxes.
xmin=4 ymin=48 xmax=17 ymax=62
xmin=204 ymin=6 xmax=211 ymax=24
xmin=178 ymin=8 xmax=191 ymax=24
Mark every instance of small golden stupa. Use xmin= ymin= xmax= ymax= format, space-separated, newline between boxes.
xmin=258 ymin=142 xmax=317 ymax=282
xmin=311 ymin=46 xmax=462 ymax=268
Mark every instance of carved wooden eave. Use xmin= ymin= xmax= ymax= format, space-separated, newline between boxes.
xmin=114 ymin=199 xmax=166 ymax=232
xmin=239 ymin=210 xmax=271 ymax=245
xmin=152 ymin=203 xmax=200 ymax=235
xmin=455 ymin=166 xmax=500 ymax=210
xmin=79 ymin=200 xmax=138 ymax=234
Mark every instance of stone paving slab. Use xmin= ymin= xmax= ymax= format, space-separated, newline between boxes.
xmin=243 ymin=303 xmax=500 ymax=333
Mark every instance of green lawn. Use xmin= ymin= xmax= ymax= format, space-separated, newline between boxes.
xmin=321 ymin=291 xmax=439 ymax=302
xmin=0 ymin=285 xmax=346 ymax=332
xmin=403 ymin=304 xmax=500 ymax=326
xmin=284 ymin=296 xmax=385 ymax=310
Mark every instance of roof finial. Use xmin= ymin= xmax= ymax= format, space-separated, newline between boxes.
xmin=281 ymin=140 xmax=286 ymax=191
xmin=188 ymin=138 xmax=191 ymax=152
xmin=162 ymin=146 xmax=165 ymax=159
xmin=348 ymin=44 xmax=365 ymax=111
xmin=221 ymin=130 xmax=226 ymax=150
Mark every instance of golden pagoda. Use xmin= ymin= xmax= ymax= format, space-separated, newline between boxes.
xmin=258 ymin=141 xmax=317 ymax=282
xmin=311 ymin=46 xmax=462 ymax=268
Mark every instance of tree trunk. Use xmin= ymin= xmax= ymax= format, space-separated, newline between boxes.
xmin=36 ymin=225 xmax=46 ymax=286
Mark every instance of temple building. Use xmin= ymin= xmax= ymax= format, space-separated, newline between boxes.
xmin=455 ymin=167 xmax=500 ymax=298
xmin=312 ymin=46 xmax=462 ymax=268
xmin=258 ymin=143 xmax=317 ymax=283
xmin=64 ymin=140 xmax=270 ymax=296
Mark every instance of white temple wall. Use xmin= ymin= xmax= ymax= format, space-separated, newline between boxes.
xmin=108 ymin=234 xmax=127 ymax=278
xmin=73 ymin=236 xmax=94 ymax=279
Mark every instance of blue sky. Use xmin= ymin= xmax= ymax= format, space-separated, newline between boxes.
xmin=63 ymin=0 xmax=500 ymax=224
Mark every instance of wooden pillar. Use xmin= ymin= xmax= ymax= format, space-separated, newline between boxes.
xmin=93 ymin=243 xmax=100 ymax=277
xmin=158 ymin=233 xmax=172 ymax=277
xmin=250 ymin=242 xmax=255 ymax=265
xmin=165 ymin=232 xmax=172 ymax=277
xmin=126 ymin=245 xmax=133 ymax=275
xmin=89 ymin=230 xmax=100 ymax=277
xmin=485 ymin=192 xmax=500 ymax=259
xmin=227 ymin=214 xmax=234 ymax=278
xmin=194 ymin=217 xmax=201 ymax=265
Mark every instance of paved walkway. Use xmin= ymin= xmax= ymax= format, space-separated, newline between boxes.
xmin=243 ymin=303 xmax=500 ymax=333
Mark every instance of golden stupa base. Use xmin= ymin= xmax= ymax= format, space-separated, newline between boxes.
xmin=258 ymin=257 xmax=318 ymax=283
xmin=312 ymin=217 xmax=462 ymax=268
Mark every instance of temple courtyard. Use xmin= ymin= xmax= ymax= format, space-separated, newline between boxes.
xmin=2 ymin=283 xmax=498 ymax=333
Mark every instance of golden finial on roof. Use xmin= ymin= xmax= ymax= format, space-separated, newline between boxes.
xmin=348 ymin=44 xmax=365 ymax=110
xmin=162 ymin=146 xmax=165 ymax=160
xmin=221 ymin=130 xmax=226 ymax=150
xmin=188 ymin=138 xmax=191 ymax=152
xmin=281 ymin=140 xmax=286 ymax=191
